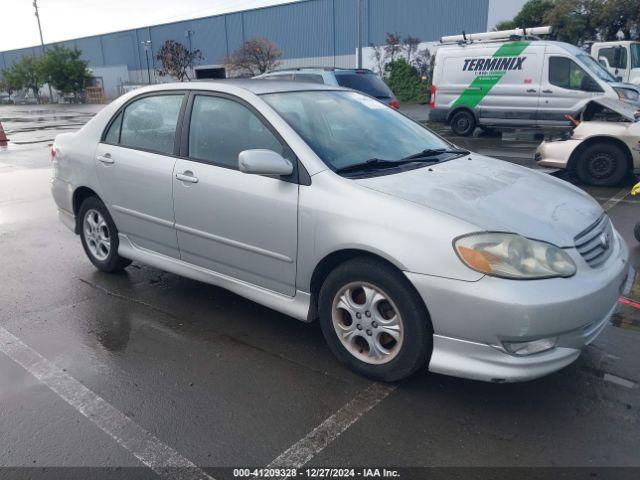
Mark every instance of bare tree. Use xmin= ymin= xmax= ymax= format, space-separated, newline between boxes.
xmin=155 ymin=40 xmax=203 ymax=81
xmin=368 ymin=43 xmax=386 ymax=76
xmin=225 ymin=38 xmax=282 ymax=76
xmin=403 ymin=35 xmax=421 ymax=65
xmin=384 ymin=33 xmax=402 ymax=63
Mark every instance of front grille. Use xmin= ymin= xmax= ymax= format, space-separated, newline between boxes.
xmin=574 ymin=215 xmax=614 ymax=268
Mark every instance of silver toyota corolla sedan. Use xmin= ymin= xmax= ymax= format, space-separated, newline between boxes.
xmin=51 ymin=80 xmax=631 ymax=382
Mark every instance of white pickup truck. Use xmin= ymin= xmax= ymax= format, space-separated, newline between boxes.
xmin=591 ymin=41 xmax=640 ymax=85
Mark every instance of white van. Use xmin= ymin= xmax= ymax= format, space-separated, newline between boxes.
xmin=430 ymin=29 xmax=640 ymax=136
xmin=591 ymin=41 xmax=640 ymax=85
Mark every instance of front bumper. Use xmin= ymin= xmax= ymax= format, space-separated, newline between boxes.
xmin=405 ymin=231 xmax=630 ymax=382
xmin=535 ymin=139 xmax=581 ymax=170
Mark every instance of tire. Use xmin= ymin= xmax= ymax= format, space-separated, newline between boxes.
xmin=634 ymin=222 xmax=640 ymax=243
xmin=78 ymin=196 xmax=131 ymax=273
xmin=575 ymin=143 xmax=629 ymax=187
xmin=450 ymin=110 xmax=476 ymax=137
xmin=318 ymin=257 xmax=433 ymax=382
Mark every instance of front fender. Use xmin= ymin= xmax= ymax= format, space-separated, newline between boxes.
xmin=296 ymin=171 xmax=484 ymax=292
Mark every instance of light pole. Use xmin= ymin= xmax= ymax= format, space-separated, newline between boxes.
xmin=32 ymin=0 xmax=54 ymax=102
xmin=185 ymin=29 xmax=195 ymax=78
xmin=141 ymin=40 xmax=152 ymax=84
xmin=356 ymin=0 xmax=363 ymax=69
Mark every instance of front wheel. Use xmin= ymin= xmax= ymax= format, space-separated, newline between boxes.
xmin=318 ymin=257 xmax=432 ymax=382
xmin=450 ymin=110 xmax=476 ymax=137
xmin=575 ymin=143 xmax=629 ymax=186
xmin=78 ymin=196 xmax=131 ymax=273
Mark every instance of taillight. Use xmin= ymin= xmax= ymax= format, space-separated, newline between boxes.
xmin=430 ymin=85 xmax=436 ymax=108
xmin=50 ymin=146 xmax=56 ymax=161
xmin=390 ymin=99 xmax=400 ymax=110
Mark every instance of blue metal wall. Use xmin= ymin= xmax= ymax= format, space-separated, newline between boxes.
xmin=1 ymin=0 xmax=489 ymax=71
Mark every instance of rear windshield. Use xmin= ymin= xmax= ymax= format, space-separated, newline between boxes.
xmin=335 ymin=72 xmax=393 ymax=98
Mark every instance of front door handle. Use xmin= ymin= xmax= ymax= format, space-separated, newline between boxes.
xmin=542 ymin=89 xmax=553 ymax=94
xmin=97 ymin=154 xmax=114 ymax=164
xmin=176 ymin=171 xmax=198 ymax=183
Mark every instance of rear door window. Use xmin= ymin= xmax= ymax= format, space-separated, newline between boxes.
xmin=335 ymin=72 xmax=393 ymax=98
xmin=103 ymin=111 xmax=122 ymax=144
xmin=119 ymin=94 xmax=184 ymax=154
xmin=293 ymin=73 xmax=324 ymax=84
xmin=264 ymin=73 xmax=294 ymax=80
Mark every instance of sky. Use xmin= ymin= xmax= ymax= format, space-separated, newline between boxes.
xmin=0 ymin=0 xmax=303 ymax=51
xmin=487 ymin=0 xmax=528 ymax=30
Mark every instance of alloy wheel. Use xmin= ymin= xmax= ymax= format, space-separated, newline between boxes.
xmin=83 ymin=209 xmax=111 ymax=261
xmin=331 ymin=282 xmax=404 ymax=365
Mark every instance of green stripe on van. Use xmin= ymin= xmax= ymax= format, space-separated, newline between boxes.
xmin=452 ymin=41 xmax=531 ymax=109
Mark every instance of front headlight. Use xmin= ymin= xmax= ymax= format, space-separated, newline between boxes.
xmin=615 ymin=87 xmax=640 ymax=102
xmin=454 ymin=233 xmax=577 ymax=279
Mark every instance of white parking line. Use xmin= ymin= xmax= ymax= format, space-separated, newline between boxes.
xmin=267 ymin=383 xmax=396 ymax=473
xmin=602 ymin=188 xmax=630 ymax=212
xmin=0 ymin=326 xmax=214 ymax=480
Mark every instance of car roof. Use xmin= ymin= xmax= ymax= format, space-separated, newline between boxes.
xmin=263 ymin=67 xmax=374 ymax=74
xmin=136 ymin=78 xmax=346 ymax=95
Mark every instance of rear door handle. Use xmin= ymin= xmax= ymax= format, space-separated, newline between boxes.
xmin=526 ymin=89 xmax=537 ymax=93
xmin=96 ymin=154 xmax=114 ymax=164
xmin=176 ymin=171 xmax=198 ymax=183
xmin=542 ymin=89 xmax=553 ymax=94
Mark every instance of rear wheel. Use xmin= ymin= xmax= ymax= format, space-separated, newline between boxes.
xmin=575 ymin=143 xmax=629 ymax=186
xmin=79 ymin=197 xmax=131 ymax=272
xmin=318 ymin=257 xmax=432 ymax=382
xmin=450 ymin=110 xmax=476 ymax=137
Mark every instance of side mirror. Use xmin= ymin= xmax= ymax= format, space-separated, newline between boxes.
xmin=238 ymin=149 xmax=294 ymax=176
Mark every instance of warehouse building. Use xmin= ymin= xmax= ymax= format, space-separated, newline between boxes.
xmin=0 ymin=0 xmax=520 ymax=98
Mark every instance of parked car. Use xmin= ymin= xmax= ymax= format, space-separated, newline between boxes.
xmin=591 ymin=41 xmax=640 ymax=85
xmin=51 ymin=80 xmax=630 ymax=382
xmin=254 ymin=67 xmax=400 ymax=109
xmin=431 ymin=28 xmax=640 ymax=136
xmin=536 ymin=97 xmax=640 ymax=186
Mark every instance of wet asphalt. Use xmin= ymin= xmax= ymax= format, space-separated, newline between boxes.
xmin=0 ymin=103 xmax=639 ymax=479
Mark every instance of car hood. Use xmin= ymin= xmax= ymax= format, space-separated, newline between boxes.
xmin=355 ymin=155 xmax=603 ymax=247
xmin=584 ymin=96 xmax=640 ymax=121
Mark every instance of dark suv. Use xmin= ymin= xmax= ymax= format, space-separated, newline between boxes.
xmin=255 ymin=67 xmax=399 ymax=109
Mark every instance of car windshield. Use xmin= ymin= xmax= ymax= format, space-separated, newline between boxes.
xmin=632 ymin=43 xmax=640 ymax=69
xmin=334 ymin=72 xmax=394 ymax=98
xmin=577 ymin=53 xmax=616 ymax=82
xmin=261 ymin=90 xmax=451 ymax=172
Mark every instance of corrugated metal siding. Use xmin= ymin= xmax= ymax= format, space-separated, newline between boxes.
xmin=1 ymin=0 xmax=490 ymax=73
xmin=243 ymin=0 xmax=334 ymax=59
xmin=191 ymin=16 xmax=228 ymax=63
xmin=101 ymin=32 xmax=138 ymax=69
xmin=225 ymin=13 xmax=245 ymax=59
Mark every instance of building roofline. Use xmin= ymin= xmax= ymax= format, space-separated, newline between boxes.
xmin=1 ymin=0 xmax=313 ymax=54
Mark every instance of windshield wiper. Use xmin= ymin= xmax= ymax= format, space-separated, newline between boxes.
xmin=335 ymin=158 xmax=403 ymax=174
xmin=401 ymin=147 xmax=469 ymax=161
xmin=335 ymin=148 xmax=470 ymax=175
